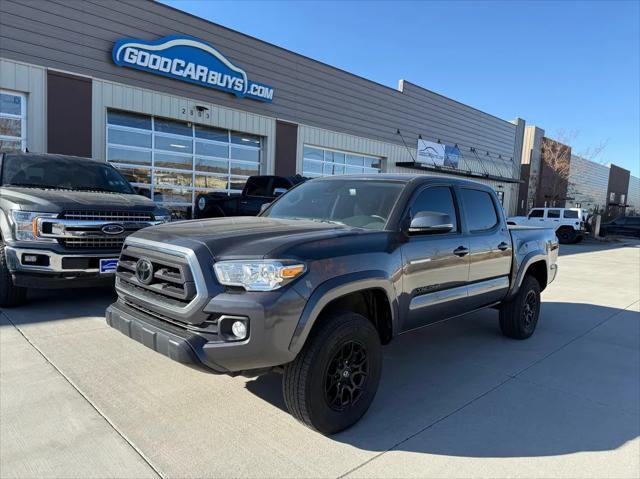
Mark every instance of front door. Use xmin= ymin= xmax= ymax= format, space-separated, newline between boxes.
xmin=400 ymin=186 xmax=470 ymax=332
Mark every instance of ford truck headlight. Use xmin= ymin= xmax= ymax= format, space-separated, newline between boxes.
xmin=10 ymin=210 xmax=58 ymax=242
xmin=214 ymin=260 xmax=305 ymax=291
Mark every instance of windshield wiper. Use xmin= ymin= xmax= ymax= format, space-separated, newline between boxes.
xmin=309 ymin=218 xmax=345 ymax=225
xmin=72 ymin=187 xmax=121 ymax=193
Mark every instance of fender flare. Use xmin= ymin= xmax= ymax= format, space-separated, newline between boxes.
xmin=288 ymin=270 xmax=399 ymax=354
xmin=506 ymin=251 xmax=547 ymax=300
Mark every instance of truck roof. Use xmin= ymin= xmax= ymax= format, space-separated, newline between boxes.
xmin=311 ymin=173 xmax=494 ymax=189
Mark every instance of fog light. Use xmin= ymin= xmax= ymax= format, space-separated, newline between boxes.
xmin=231 ymin=320 xmax=247 ymax=340
xmin=23 ymin=255 xmax=38 ymax=263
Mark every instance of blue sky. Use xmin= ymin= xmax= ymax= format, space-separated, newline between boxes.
xmin=161 ymin=0 xmax=640 ymax=176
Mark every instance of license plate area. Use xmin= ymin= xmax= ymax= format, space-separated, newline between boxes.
xmin=99 ymin=258 xmax=119 ymax=274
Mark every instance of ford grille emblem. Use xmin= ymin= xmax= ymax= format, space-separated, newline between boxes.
xmin=135 ymin=258 xmax=154 ymax=284
xmin=101 ymin=223 xmax=125 ymax=235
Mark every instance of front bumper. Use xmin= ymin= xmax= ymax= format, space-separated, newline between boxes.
xmin=5 ymin=246 xmax=119 ymax=289
xmin=106 ymin=285 xmax=307 ymax=374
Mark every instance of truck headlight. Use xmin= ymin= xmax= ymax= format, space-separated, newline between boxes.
xmin=154 ymin=214 xmax=172 ymax=223
xmin=10 ymin=210 xmax=58 ymax=242
xmin=214 ymin=260 xmax=305 ymax=291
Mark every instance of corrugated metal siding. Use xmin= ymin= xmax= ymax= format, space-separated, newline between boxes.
xmin=566 ymin=155 xmax=609 ymax=211
xmin=0 ymin=0 xmax=518 ymax=162
xmin=0 ymin=58 xmax=46 ymax=152
xmin=627 ymin=176 xmax=640 ymax=215
xmin=92 ymin=78 xmax=277 ymax=172
xmin=298 ymin=124 xmax=520 ymax=216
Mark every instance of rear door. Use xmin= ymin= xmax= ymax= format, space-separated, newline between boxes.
xmin=458 ymin=187 xmax=512 ymax=309
xmin=399 ymin=185 xmax=470 ymax=332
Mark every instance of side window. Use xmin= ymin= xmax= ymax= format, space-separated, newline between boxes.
xmin=410 ymin=186 xmax=458 ymax=232
xmin=529 ymin=209 xmax=544 ymax=218
xmin=547 ymin=209 xmax=561 ymax=218
xmin=460 ymin=189 xmax=499 ymax=232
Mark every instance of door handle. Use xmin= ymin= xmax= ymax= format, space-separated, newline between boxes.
xmin=453 ymin=246 xmax=469 ymax=257
xmin=497 ymin=242 xmax=509 ymax=251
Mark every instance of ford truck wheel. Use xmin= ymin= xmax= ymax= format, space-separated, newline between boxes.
xmin=283 ymin=312 xmax=382 ymax=435
xmin=0 ymin=241 xmax=27 ymax=307
xmin=499 ymin=275 xmax=541 ymax=339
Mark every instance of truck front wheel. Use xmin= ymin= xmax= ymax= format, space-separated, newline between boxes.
xmin=499 ymin=275 xmax=541 ymax=340
xmin=0 ymin=241 xmax=27 ymax=307
xmin=283 ymin=312 xmax=382 ymax=435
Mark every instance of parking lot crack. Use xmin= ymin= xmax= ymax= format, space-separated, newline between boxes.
xmin=0 ymin=311 xmax=164 ymax=479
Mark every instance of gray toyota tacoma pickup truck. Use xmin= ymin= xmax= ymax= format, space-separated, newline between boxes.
xmin=106 ymin=174 xmax=558 ymax=434
xmin=0 ymin=152 xmax=169 ymax=306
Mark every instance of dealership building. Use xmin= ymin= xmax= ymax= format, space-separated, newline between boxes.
xmin=0 ymin=0 xmax=527 ymax=218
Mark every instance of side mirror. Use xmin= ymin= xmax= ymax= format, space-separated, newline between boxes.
xmin=408 ymin=211 xmax=453 ymax=234
xmin=259 ymin=202 xmax=271 ymax=214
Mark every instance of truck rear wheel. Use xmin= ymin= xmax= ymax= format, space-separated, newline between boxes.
xmin=499 ymin=275 xmax=541 ymax=340
xmin=283 ymin=312 xmax=382 ymax=435
xmin=0 ymin=241 xmax=27 ymax=307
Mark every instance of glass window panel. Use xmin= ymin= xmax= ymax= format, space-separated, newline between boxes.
xmin=195 ymin=125 xmax=228 ymax=142
xmin=195 ymin=174 xmax=227 ymax=190
xmin=108 ymin=128 xmax=152 ymax=148
xmin=229 ymin=177 xmax=248 ymax=191
xmin=303 ymin=160 xmax=323 ymax=175
xmin=112 ymin=165 xmax=151 ymax=184
xmin=363 ymin=157 xmax=381 ymax=168
xmin=333 ymin=152 xmax=345 ymax=164
xmin=195 ymin=157 xmax=228 ymax=174
xmin=230 ymin=146 xmax=259 ymax=162
xmin=346 ymin=165 xmax=364 ymax=174
xmin=154 ymin=152 xmax=193 ymax=170
xmin=323 ymin=163 xmax=334 ymax=175
xmin=0 ymin=118 xmax=21 ymax=137
xmin=0 ymin=139 xmax=21 ymax=152
xmin=230 ymin=131 xmax=260 ymax=146
xmin=303 ymin=146 xmax=323 ymax=161
xmin=107 ymin=147 xmax=151 ymax=165
xmin=154 ymin=118 xmax=192 ymax=136
xmin=0 ymin=93 xmax=22 ymax=115
xmin=333 ymin=164 xmax=345 ymax=175
xmin=195 ymin=141 xmax=228 ymax=158
xmin=155 ymin=135 xmax=193 ymax=154
xmin=460 ymin=189 xmax=499 ymax=231
xmin=153 ymin=170 xmax=193 ymax=187
xmin=324 ymin=151 xmax=334 ymax=162
xmin=230 ymin=161 xmax=259 ymax=176
xmin=107 ymin=110 xmax=151 ymax=130
xmin=153 ymin=187 xmax=192 ymax=203
xmin=346 ymin=155 xmax=364 ymax=166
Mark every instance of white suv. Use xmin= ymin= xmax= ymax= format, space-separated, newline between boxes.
xmin=507 ymin=208 xmax=586 ymax=244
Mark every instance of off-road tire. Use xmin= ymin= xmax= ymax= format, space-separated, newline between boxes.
xmin=283 ymin=312 xmax=382 ymax=435
xmin=0 ymin=241 xmax=27 ymax=307
xmin=499 ymin=275 xmax=541 ymax=340
xmin=556 ymin=227 xmax=576 ymax=244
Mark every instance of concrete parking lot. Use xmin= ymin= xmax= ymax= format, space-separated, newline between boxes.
xmin=1 ymin=240 xmax=639 ymax=479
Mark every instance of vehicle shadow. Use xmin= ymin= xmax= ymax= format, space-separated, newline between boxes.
xmin=245 ymin=302 xmax=639 ymax=458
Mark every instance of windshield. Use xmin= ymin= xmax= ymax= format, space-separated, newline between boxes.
xmin=1 ymin=154 xmax=134 ymax=194
xmin=263 ymin=178 xmax=404 ymax=230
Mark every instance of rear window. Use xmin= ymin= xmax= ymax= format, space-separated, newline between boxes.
xmin=563 ymin=210 xmax=579 ymax=219
xmin=460 ymin=189 xmax=499 ymax=232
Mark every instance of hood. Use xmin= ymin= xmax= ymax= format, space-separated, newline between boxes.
xmin=130 ymin=216 xmax=364 ymax=259
xmin=1 ymin=187 xmax=158 ymax=212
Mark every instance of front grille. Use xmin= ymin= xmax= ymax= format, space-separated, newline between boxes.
xmin=124 ymin=300 xmax=219 ymax=336
xmin=61 ymin=238 xmax=126 ymax=249
xmin=116 ymin=244 xmax=197 ymax=306
xmin=61 ymin=210 xmax=154 ymax=221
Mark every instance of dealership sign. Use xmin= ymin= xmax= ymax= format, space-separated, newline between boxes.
xmin=112 ymin=35 xmax=274 ymax=103
xmin=417 ymin=139 xmax=460 ymax=168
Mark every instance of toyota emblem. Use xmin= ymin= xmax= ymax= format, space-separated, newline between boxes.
xmin=135 ymin=258 xmax=154 ymax=284
xmin=101 ymin=223 xmax=125 ymax=235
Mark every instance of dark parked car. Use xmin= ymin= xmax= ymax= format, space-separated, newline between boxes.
xmin=0 ymin=153 xmax=170 ymax=306
xmin=600 ymin=216 xmax=640 ymax=238
xmin=106 ymin=174 xmax=558 ymax=434
xmin=194 ymin=175 xmax=306 ymax=218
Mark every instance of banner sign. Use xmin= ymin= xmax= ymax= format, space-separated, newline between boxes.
xmin=417 ymin=139 xmax=459 ymax=168
xmin=112 ymin=35 xmax=274 ymax=103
